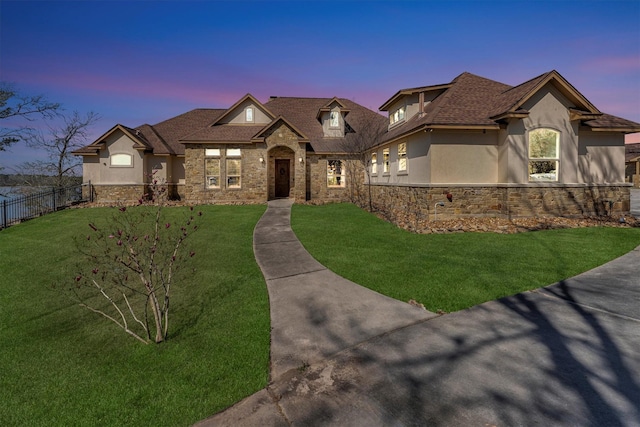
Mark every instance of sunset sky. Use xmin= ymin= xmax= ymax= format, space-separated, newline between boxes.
xmin=1 ymin=0 xmax=639 ymax=169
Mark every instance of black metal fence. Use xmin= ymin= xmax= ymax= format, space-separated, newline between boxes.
xmin=1 ymin=182 xmax=93 ymax=229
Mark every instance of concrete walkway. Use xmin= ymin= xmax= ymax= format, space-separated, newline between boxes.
xmin=251 ymin=198 xmax=436 ymax=378
xmin=197 ymin=200 xmax=640 ymax=426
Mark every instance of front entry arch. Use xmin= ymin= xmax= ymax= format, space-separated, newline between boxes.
xmin=275 ymin=159 xmax=290 ymax=198
xmin=268 ymin=145 xmax=296 ymax=200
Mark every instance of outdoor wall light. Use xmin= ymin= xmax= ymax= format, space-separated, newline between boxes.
xmin=299 ymin=157 xmax=304 ymax=163
xmin=259 ymin=156 xmax=264 ymax=163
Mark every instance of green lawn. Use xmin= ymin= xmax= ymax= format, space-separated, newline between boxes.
xmin=291 ymin=203 xmax=640 ymax=313
xmin=0 ymin=205 xmax=269 ymax=426
xmin=3 ymin=202 xmax=640 ymax=426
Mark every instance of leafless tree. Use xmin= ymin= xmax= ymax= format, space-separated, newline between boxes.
xmin=341 ymin=113 xmax=387 ymax=212
xmin=0 ymin=82 xmax=60 ymax=152
xmin=70 ymin=177 xmax=200 ymax=344
xmin=22 ymin=111 xmax=100 ymax=188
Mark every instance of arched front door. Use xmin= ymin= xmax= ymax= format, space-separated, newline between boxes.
xmin=275 ymin=159 xmax=290 ymax=198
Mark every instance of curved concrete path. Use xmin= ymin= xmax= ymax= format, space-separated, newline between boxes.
xmin=252 ymin=199 xmax=436 ymax=378
xmin=197 ymin=200 xmax=640 ymax=427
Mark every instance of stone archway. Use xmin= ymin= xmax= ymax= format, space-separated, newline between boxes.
xmin=268 ymin=146 xmax=295 ymax=200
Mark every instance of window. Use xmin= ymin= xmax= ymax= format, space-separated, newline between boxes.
xmin=528 ymin=128 xmax=559 ymax=182
xmin=398 ymin=142 xmax=407 ymax=172
xmin=246 ymin=107 xmax=253 ymax=122
xmin=330 ymin=111 xmax=339 ymax=127
xmin=110 ymin=153 xmax=132 ymax=167
xmin=389 ymin=106 xmax=406 ymax=125
xmin=371 ymin=152 xmax=377 ymax=174
xmin=383 ymin=148 xmax=390 ymax=173
xmin=205 ymin=149 xmax=220 ymax=188
xmin=226 ymin=149 xmax=241 ymax=188
xmin=327 ymin=160 xmax=345 ymax=187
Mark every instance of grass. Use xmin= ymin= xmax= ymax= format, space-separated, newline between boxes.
xmin=291 ymin=203 xmax=640 ymax=313
xmin=0 ymin=205 xmax=269 ymax=426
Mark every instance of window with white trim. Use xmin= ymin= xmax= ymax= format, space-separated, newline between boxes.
xmin=246 ymin=107 xmax=253 ymax=122
xmin=226 ymin=148 xmax=241 ymax=188
xmin=205 ymin=149 xmax=220 ymax=188
xmin=383 ymin=148 xmax=390 ymax=173
xmin=371 ymin=152 xmax=377 ymax=174
xmin=528 ymin=128 xmax=559 ymax=182
xmin=398 ymin=142 xmax=407 ymax=172
xmin=110 ymin=153 xmax=133 ymax=167
xmin=389 ymin=106 xmax=406 ymax=125
xmin=327 ymin=160 xmax=345 ymax=187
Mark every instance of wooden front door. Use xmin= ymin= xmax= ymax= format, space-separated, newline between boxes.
xmin=275 ymin=159 xmax=290 ymax=198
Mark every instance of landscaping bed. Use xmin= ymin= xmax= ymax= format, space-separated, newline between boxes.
xmin=418 ymin=215 xmax=639 ymax=234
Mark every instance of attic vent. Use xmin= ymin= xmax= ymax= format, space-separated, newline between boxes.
xmin=269 ymin=96 xmax=278 ymax=100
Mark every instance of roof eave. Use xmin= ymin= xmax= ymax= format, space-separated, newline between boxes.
xmin=379 ymin=83 xmax=453 ymax=111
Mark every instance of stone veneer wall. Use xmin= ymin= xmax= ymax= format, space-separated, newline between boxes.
xmin=183 ymin=143 xmax=268 ymax=204
xmin=305 ymin=154 xmax=354 ymax=203
xmin=88 ymin=184 xmax=147 ymax=205
xmin=265 ymin=124 xmax=306 ymax=202
xmin=365 ymin=184 xmax=630 ymax=232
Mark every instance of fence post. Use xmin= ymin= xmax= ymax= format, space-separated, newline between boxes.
xmin=89 ymin=180 xmax=93 ymax=203
xmin=52 ymin=188 xmax=57 ymax=212
xmin=2 ymin=199 xmax=6 ymax=229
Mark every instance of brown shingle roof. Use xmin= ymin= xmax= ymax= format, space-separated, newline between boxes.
xmin=265 ymin=97 xmax=386 ymax=152
xmin=141 ymin=109 xmax=225 ymax=155
xmin=626 ymin=143 xmax=640 ymax=162
xmin=380 ymin=70 xmax=640 ymax=145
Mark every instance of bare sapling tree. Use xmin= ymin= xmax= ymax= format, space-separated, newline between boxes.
xmin=0 ymin=82 xmax=60 ymax=152
xmin=69 ymin=176 xmax=200 ymax=344
xmin=22 ymin=110 xmax=100 ymax=188
xmin=340 ymin=113 xmax=387 ymax=212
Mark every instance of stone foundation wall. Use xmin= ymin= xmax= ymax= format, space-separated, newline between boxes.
xmin=362 ymin=184 xmax=630 ymax=233
xmin=88 ymin=184 xmax=147 ymax=205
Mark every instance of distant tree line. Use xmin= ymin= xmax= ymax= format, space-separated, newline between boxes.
xmin=0 ymin=173 xmax=82 ymax=188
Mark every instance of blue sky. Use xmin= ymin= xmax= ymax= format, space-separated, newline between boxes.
xmin=1 ymin=0 xmax=639 ymax=169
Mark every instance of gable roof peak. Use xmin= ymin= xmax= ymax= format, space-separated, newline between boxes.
xmin=211 ymin=93 xmax=275 ymax=126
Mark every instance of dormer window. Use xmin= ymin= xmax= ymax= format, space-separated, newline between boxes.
xmin=246 ymin=107 xmax=254 ymax=122
xmin=390 ymin=106 xmax=406 ymax=125
xmin=330 ymin=111 xmax=339 ymax=128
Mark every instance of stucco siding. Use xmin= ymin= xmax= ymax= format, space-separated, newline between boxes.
xmin=221 ymin=99 xmax=271 ymax=124
xmin=578 ymin=131 xmax=625 ymax=183
xmin=431 ymin=144 xmax=498 ymax=183
xmin=97 ymin=132 xmax=145 ymax=184
xmin=521 ymin=84 xmax=580 ymax=183
xmin=430 ymin=131 xmax=498 ymax=184
xmin=172 ymin=157 xmax=186 ymax=184
xmin=320 ymin=105 xmax=345 ymax=138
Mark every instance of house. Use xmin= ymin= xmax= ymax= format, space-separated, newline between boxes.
xmin=74 ymin=70 xmax=640 ymax=226
xmin=364 ymin=70 xmax=640 ymax=227
xmin=73 ymin=95 xmax=386 ymax=205
xmin=625 ymin=142 xmax=640 ymax=187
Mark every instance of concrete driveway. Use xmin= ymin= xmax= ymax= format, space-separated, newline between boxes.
xmin=198 ymin=200 xmax=640 ymax=426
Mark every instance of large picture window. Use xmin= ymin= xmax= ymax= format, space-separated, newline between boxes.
xmin=226 ymin=149 xmax=241 ymax=188
xmin=528 ymin=128 xmax=559 ymax=182
xmin=327 ymin=159 xmax=345 ymax=187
